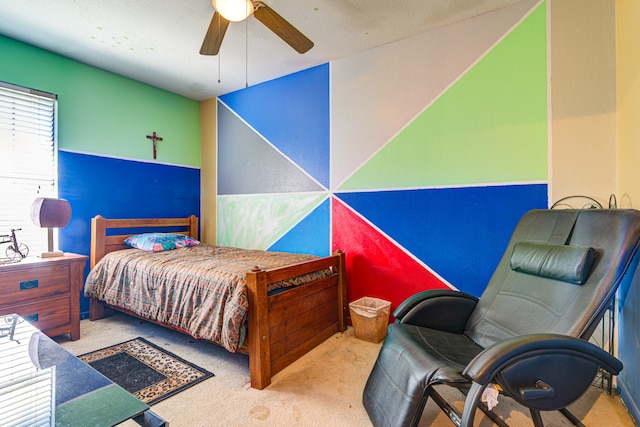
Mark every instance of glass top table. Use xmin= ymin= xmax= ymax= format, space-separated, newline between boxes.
xmin=0 ymin=314 xmax=165 ymax=427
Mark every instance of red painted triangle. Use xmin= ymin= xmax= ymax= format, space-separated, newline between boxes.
xmin=332 ymin=197 xmax=450 ymax=319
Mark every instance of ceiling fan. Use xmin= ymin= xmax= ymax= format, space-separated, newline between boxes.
xmin=200 ymin=0 xmax=314 ymax=56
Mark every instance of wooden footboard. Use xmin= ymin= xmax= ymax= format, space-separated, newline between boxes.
xmin=87 ymin=215 xmax=347 ymax=390
xmin=246 ymin=250 xmax=347 ymax=389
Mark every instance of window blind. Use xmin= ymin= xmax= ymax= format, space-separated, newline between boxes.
xmin=0 ymin=82 xmax=58 ymax=260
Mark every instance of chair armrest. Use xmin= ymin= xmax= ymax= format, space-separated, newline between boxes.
xmin=394 ymin=290 xmax=478 ymax=333
xmin=462 ymin=333 xmax=623 ymax=411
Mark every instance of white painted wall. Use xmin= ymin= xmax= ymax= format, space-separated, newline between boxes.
xmin=549 ymin=0 xmax=617 ymax=207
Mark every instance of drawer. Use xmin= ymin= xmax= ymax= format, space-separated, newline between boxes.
xmin=0 ymin=264 xmax=70 ymax=303
xmin=0 ymin=296 xmax=70 ymax=334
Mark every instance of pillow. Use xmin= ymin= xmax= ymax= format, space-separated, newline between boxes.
xmin=124 ymin=233 xmax=200 ymax=252
xmin=510 ymin=242 xmax=598 ymax=285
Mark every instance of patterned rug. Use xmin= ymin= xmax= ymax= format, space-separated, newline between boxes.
xmin=78 ymin=337 xmax=213 ymax=405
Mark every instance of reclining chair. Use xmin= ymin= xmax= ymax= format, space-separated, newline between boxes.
xmin=363 ymin=209 xmax=640 ymax=427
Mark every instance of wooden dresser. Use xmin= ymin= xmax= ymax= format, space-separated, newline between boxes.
xmin=0 ymin=253 xmax=87 ymax=340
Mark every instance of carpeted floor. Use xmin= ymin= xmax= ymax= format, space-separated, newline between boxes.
xmin=55 ymin=312 xmax=636 ymax=427
xmin=78 ymin=337 xmax=213 ymax=405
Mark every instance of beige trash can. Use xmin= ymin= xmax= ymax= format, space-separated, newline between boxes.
xmin=349 ymin=297 xmax=391 ymax=343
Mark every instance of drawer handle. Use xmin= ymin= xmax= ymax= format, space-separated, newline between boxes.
xmin=23 ymin=313 xmax=39 ymax=323
xmin=20 ymin=279 xmax=39 ymax=290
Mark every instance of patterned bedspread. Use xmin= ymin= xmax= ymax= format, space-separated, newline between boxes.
xmin=84 ymin=245 xmax=327 ymax=352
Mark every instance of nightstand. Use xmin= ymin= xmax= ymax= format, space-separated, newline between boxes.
xmin=0 ymin=253 xmax=87 ymax=340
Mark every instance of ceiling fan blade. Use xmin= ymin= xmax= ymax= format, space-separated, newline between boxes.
xmin=200 ymin=11 xmax=230 ymax=55
xmin=253 ymin=1 xmax=314 ymax=54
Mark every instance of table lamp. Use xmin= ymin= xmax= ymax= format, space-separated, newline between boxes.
xmin=30 ymin=197 xmax=71 ymax=258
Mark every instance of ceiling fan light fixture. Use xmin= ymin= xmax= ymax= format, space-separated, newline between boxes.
xmin=212 ymin=0 xmax=253 ymax=22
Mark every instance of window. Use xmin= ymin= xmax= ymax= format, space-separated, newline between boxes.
xmin=0 ymin=82 xmax=58 ymax=260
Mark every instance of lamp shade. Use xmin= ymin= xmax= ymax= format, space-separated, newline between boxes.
xmin=30 ymin=198 xmax=72 ymax=228
xmin=212 ymin=0 xmax=253 ymax=22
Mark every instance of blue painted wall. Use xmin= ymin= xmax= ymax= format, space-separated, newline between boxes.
xmin=58 ymin=151 xmax=200 ymax=315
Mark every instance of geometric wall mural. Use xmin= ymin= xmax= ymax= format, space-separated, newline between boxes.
xmin=217 ymin=1 xmax=548 ymax=313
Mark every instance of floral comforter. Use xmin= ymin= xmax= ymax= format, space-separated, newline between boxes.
xmin=84 ymin=245 xmax=326 ymax=352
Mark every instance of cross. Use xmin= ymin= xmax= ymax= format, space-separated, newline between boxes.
xmin=146 ymin=132 xmax=163 ymax=159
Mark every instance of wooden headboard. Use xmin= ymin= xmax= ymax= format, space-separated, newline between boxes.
xmin=90 ymin=215 xmax=199 ymax=268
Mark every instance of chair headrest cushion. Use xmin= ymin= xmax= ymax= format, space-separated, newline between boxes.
xmin=510 ymin=242 xmax=598 ymax=285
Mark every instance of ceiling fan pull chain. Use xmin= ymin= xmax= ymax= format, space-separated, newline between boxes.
xmin=217 ymin=17 xmax=222 ymax=84
xmin=245 ymin=18 xmax=249 ymax=88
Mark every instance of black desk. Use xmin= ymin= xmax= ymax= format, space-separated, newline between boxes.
xmin=0 ymin=314 xmax=166 ymax=426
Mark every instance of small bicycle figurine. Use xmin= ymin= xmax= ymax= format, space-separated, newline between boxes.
xmin=0 ymin=228 xmax=29 ymax=262
xmin=0 ymin=314 xmax=22 ymax=344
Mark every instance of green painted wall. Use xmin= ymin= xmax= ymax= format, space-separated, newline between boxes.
xmin=0 ymin=35 xmax=200 ymax=167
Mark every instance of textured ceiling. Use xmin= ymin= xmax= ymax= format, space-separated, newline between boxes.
xmin=0 ymin=0 xmax=527 ymax=100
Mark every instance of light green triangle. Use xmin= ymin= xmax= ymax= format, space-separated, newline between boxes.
xmin=217 ymin=192 xmax=328 ymax=249
xmin=339 ymin=2 xmax=547 ymax=191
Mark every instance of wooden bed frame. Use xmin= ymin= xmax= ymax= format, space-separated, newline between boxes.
xmin=87 ymin=214 xmax=347 ymax=389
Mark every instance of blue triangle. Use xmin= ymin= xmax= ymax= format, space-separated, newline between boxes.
xmin=220 ymin=64 xmax=330 ymax=189
xmin=268 ymin=198 xmax=330 ymax=256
